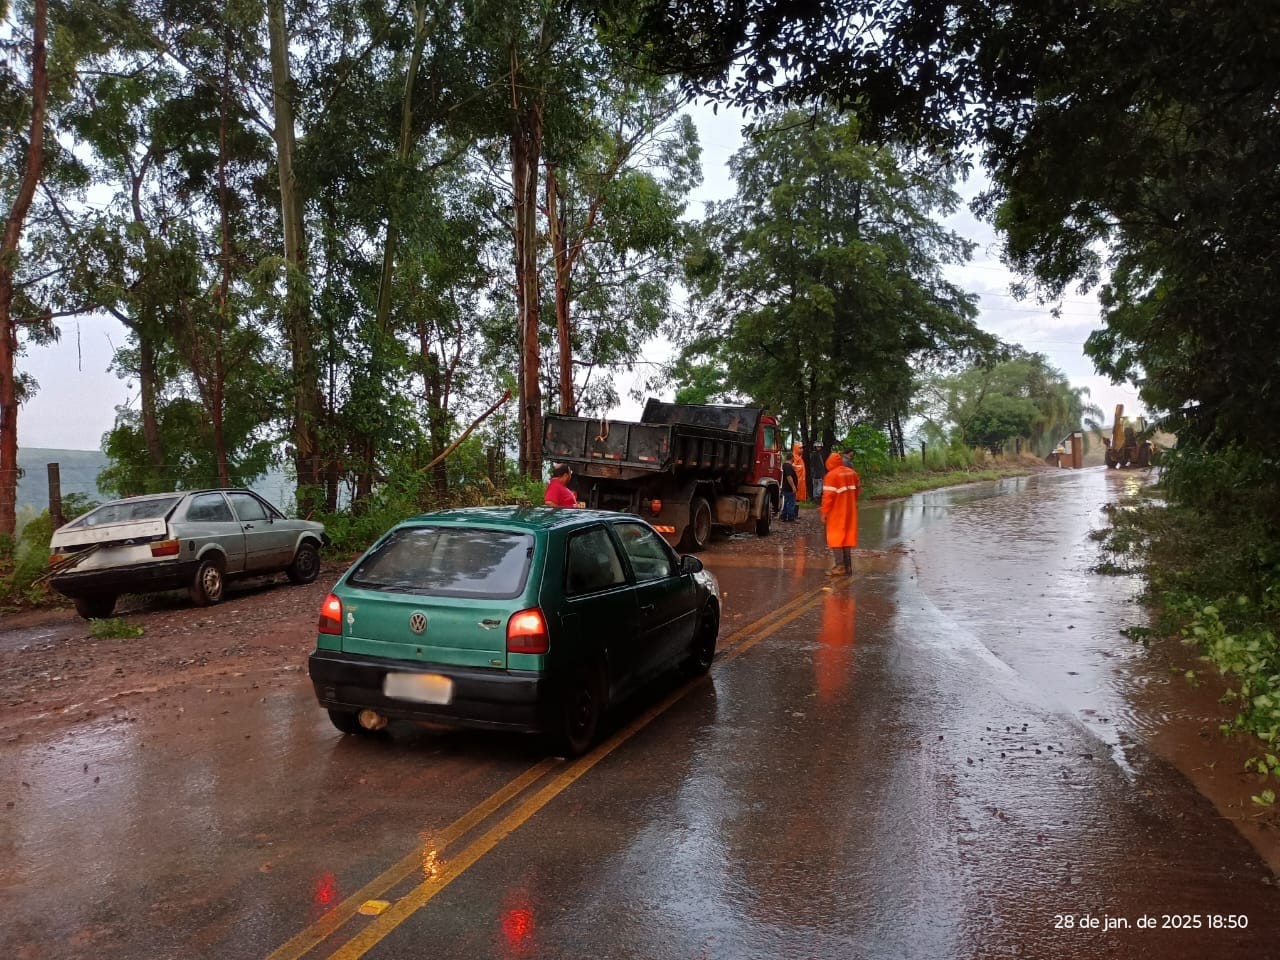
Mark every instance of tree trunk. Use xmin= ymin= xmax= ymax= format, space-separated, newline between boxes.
xmin=375 ymin=0 xmax=430 ymax=333
xmin=268 ymin=0 xmax=322 ymax=514
xmin=0 ymin=0 xmax=48 ymax=537
xmin=512 ymin=95 xmax=544 ymax=477
xmin=211 ymin=33 xmax=234 ymax=488
xmin=547 ymin=164 xmax=574 ymax=415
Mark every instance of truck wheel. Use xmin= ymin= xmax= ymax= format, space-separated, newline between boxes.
xmin=679 ymin=496 xmax=712 ymax=552
xmin=755 ymin=494 xmax=774 ymax=536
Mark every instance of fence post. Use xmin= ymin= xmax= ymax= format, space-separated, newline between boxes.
xmin=47 ymin=462 xmax=63 ymax=529
xmin=920 ymin=441 xmax=927 ymax=466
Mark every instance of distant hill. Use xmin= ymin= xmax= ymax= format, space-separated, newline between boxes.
xmin=17 ymin=448 xmax=109 ymax=513
xmin=16 ymin=448 xmax=295 ymax=516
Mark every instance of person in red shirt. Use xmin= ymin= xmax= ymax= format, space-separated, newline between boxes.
xmin=820 ymin=451 xmax=860 ymax=575
xmin=544 ymin=463 xmax=580 ymax=508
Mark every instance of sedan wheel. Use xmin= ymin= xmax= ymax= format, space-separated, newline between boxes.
xmin=683 ymin=601 xmax=719 ymax=676
xmin=553 ymin=661 xmax=605 ymax=758
xmin=189 ymin=557 xmax=225 ymax=607
xmin=287 ymin=541 xmax=320 ymax=584
xmin=74 ymin=594 xmax=117 ymax=620
xmin=328 ymin=709 xmax=367 ymax=735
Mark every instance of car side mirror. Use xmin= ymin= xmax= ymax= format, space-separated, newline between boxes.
xmin=679 ymin=555 xmax=704 ymax=574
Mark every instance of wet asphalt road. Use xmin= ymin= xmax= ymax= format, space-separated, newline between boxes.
xmin=2 ymin=467 xmax=1278 ymax=959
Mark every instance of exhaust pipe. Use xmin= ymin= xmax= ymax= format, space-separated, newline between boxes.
xmin=358 ymin=709 xmax=389 ymax=731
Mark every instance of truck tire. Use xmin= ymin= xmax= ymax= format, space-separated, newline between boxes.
xmin=679 ymin=496 xmax=712 ymax=552
xmin=755 ymin=491 xmax=775 ymax=536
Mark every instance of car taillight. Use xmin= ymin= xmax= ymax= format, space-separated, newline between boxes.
xmin=649 ymin=498 xmax=663 ymax=514
xmin=150 ymin=539 xmax=181 ymax=557
xmin=318 ymin=593 xmax=343 ymax=635
xmin=506 ymin=607 xmax=548 ymax=654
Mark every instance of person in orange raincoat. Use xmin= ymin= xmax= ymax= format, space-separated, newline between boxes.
xmin=820 ymin=451 xmax=860 ymax=576
xmin=791 ymin=443 xmax=808 ymax=504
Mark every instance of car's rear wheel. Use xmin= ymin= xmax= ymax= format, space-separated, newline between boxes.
xmin=552 ymin=660 xmax=606 ymax=757
xmin=679 ymin=496 xmax=712 ymax=552
xmin=287 ymin=541 xmax=320 ymax=584
xmin=74 ymin=594 xmax=117 ymax=620
xmin=683 ymin=600 xmax=720 ymax=676
xmin=327 ymin=709 xmax=367 ymax=735
xmin=189 ymin=557 xmax=225 ymax=607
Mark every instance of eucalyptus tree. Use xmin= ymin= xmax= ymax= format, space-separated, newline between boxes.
xmin=0 ymin=0 xmax=50 ymax=536
xmin=678 ymin=110 xmax=987 ymax=457
xmin=45 ymin=0 xmax=285 ymax=493
xmin=456 ymin=0 xmax=703 ymax=473
xmin=290 ymin=0 xmax=504 ymax=506
xmin=542 ymin=74 xmax=700 ymax=417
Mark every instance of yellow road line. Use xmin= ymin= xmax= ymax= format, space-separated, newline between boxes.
xmin=324 ymin=582 xmax=834 ymax=960
xmin=263 ymin=758 xmax=561 ymax=960
xmin=718 ymin=588 xmax=831 ymax=663
xmin=270 ymin=578 xmax=835 ymax=960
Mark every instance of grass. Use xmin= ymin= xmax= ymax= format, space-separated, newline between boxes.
xmin=864 ymin=465 xmax=1039 ymax=500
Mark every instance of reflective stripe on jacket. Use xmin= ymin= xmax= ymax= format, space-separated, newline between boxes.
xmin=820 ymin=454 xmax=860 ymax=548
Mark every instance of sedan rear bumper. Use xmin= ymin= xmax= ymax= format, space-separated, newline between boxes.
xmin=308 ymin=649 xmax=548 ymax=733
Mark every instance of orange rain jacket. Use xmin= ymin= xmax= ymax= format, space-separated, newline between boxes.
xmin=791 ymin=443 xmax=808 ymax=501
xmin=820 ymin=452 xmax=860 ymax=548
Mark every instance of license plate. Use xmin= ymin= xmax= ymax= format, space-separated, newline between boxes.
xmin=383 ymin=672 xmax=453 ymax=705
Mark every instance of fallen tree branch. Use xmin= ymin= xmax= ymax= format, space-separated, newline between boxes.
xmin=421 ymin=390 xmax=513 ymax=476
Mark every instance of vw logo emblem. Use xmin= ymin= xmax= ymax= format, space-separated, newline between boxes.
xmin=408 ymin=612 xmax=428 ymax=635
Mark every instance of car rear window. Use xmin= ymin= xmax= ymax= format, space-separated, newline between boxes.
xmin=68 ymin=496 xmax=182 ymax=528
xmin=347 ymin=526 xmax=534 ymax=599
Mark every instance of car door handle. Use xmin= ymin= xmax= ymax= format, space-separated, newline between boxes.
xmin=640 ymin=604 xmax=655 ymax=614
xmin=243 ymin=524 xmax=254 ymax=530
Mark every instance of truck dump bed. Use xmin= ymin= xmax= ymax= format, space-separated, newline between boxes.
xmin=641 ymin=400 xmax=761 ymax=437
xmin=543 ymin=411 xmax=757 ymax=477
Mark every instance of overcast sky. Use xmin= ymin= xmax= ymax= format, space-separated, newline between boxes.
xmin=18 ymin=103 xmax=1142 ymax=451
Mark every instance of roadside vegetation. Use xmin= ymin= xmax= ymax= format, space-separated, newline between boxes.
xmin=1096 ymin=448 xmax=1280 ymax=789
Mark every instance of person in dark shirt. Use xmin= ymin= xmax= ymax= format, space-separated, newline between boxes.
xmin=809 ymin=445 xmax=827 ymax=500
xmin=780 ymin=460 xmax=799 ymax=521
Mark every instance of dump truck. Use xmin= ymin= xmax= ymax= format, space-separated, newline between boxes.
xmin=542 ymin=399 xmax=784 ymax=551
xmin=1104 ymin=404 xmax=1153 ymax=468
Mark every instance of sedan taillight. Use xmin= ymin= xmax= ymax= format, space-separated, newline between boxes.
xmin=318 ymin=593 xmax=343 ymax=635
xmin=506 ymin=607 xmax=548 ymax=654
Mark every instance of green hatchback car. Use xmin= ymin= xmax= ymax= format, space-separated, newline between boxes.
xmin=308 ymin=506 xmax=721 ymax=755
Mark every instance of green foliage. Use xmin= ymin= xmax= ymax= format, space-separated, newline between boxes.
xmin=915 ymin=350 xmax=1101 ymax=456
xmin=674 ymin=109 xmax=989 ymax=453
xmin=861 ymin=458 xmax=1030 ymax=500
xmin=839 ymin=425 xmax=891 ymax=474
xmin=1096 ymin=442 xmax=1280 ymax=777
xmin=0 ymin=504 xmax=70 ymax=608
xmin=88 ymin=618 xmax=145 ymax=640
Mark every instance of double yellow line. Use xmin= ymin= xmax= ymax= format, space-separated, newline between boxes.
xmin=266 ymin=580 xmax=833 ymax=960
